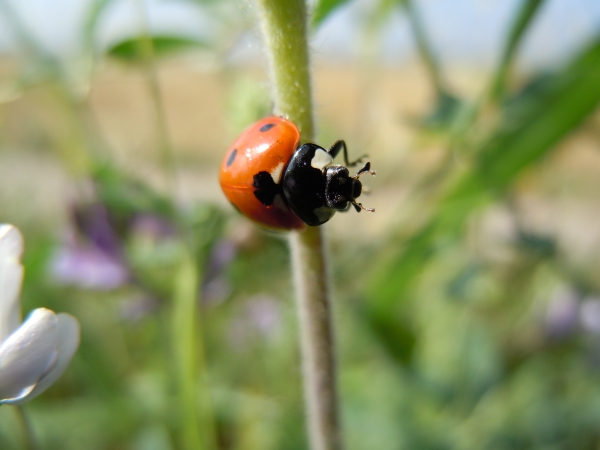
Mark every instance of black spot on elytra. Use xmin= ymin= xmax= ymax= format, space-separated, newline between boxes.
xmin=253 ymin=171 xmax=280 ymax=206
xmin=259 ymin=123 xmax=276 ymax=132
xmin=226 ymin=149 xmax=237 ymax=167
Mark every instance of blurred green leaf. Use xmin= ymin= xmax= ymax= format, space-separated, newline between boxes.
xmin=446 ymin=263 xmax=484 ymax=300
xmin=400 ymin=0 xmax=450 ymax=104
xmin=83 ymin=0 xmax=119 ymax=51
xmin=489 ymin=0 xmax=547 ymax=101
xmin=420 ymin=91 xmax=463 ymax=129
xmin=475 ymin=37 xmax=600 ymax=190
xmin=106 ymin=35 xmax=207 ymax=62
xmin=516 ymin=232 xmax=556 ymax=257
xmin=312 ymin=0 xmax=353 ymax=27
xmin=365 ymin=37 xmax=600 ymax=363
xmin=93 ymin=165 xmax=175 ymax=220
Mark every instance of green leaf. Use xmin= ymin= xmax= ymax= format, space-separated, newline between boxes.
xmin=474 ymin=37 xmax=600 ymax=190
xmin=364 ymin=37 xmax=600 ymax=364
xmin=106 ymin=35 xmax=206 ymax=62
xmin=93 ymin=164 xmax=175 ymax=220
xmin=312 ymin=0 xmax=353 ymax=27
xmin=420 ymin=91 xmax=463 ymax=129
xmin=83 ymin=0 xmax=119 ymax=52
xmin=489 ymin=0 xmax=547 ymax=101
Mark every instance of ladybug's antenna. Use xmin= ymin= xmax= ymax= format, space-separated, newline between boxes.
xmin=350 ymin=161 xmax=376 ymax=213
xmin=355 ymin=161 xmax=376 ymax=178
xmin=351 ymin=201 xmax=375 ymax=213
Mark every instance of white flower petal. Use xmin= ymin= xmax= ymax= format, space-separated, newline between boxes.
xmin=0 ymin=308 xmax=59 ymax=404
xmin=0 ymin=225 xmax=23 ymax=260
xmin=24 ymin=313 xmax=80 ymax=402
xmin=0 ymin=225 xmax=24 ymax=342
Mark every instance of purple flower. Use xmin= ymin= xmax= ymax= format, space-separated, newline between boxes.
xmin=49 ymin=243 xmax=129 ymax=290
xmin=202 ymin=239 xmax=238 ymax=305
xmin=545 ymin=286 xmax=579 ymax=340
xmin=130 ymin=214 xmax=177 ymax=241
xmin=228 ymin=295 xmax=282 ymax=350
xmin=580 ymin=297 xmax=600 ymax=335
xmin=73 ymin=203 xmax=122 ymax=259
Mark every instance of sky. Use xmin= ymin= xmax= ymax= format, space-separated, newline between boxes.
xmin=0 ymin=0 xmax=598 ymax=70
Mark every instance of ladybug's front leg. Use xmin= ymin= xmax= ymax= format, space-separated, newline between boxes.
xmin=327 ymin=140 xmax=367 ymax=167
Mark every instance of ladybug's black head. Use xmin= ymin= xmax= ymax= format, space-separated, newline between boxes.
xmin=324 ymin=162 xmax=375 ymax=213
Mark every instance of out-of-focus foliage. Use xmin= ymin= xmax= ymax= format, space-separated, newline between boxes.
xmin=107 ymin=36 xmax=208 ymax=62
xmin=312 ymin=0 xmax=353 ymax=27
xmin=1 ymin=0 xmax=600 ymax=449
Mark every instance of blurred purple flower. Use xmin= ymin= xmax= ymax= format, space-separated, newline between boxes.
xmin=580 ymin=297 xmax=600 ymax=335
xmin=130 ymin=214 xmax=177 ymax=241
xmin=202 ymin=239 xmax=238 ymax=305
xmin=228 ymin=295 xmax=282 ymax=350
xmin=118 ymin=295 xmax=159 ymax=323
xmin=545 ymin=286 xmax=580 ymax=340
xmin=50 ymin=242 xmax=129 ymax=290
xmin=246 ymin=296 xmax=282 ymax=338
xmin=48 ymin=200 xmax=130 ymax=290
xmin=73 ymin=202 xmax=122 ymax=259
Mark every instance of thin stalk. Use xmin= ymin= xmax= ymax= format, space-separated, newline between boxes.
xmin=289 ymin=229 xmax=340 ymax=450
xmin=133 ymin=0 xmax=177 ymax=196
xmin=449 ymin=0 xmax=547 ymax=150
xmin=14 ymin=405 xmax=39 ymax=450
xmin=488 ymin=0 xmax=546 ymax=103
xmin=400 ymin=0 xmax=445 ymax=97
xmin=256 ymin=1 xmax=342 ymax=450
xmin=171 ymin=254 xmax=216 ymax=450
xmin=0 ymin=0 xmax=50 ymax=61
xmin=0 ymin=0 xmax=106 ymax=169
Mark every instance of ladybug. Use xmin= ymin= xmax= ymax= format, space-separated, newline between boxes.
xmin=219 ymin=116 xmax=375 ymax=230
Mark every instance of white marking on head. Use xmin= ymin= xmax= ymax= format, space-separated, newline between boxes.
xmin=270 ymin=162 xmax=285 ymax=184
xmin=311 ymin=149 xmax=333 ymax=170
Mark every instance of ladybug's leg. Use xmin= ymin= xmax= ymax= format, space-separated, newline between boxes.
xmin=327 ymin=140 xmax=367 ymax=167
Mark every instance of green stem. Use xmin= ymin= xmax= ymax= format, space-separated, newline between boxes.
xmin=449 ymin=0 xmax=547 ymax=151
xmin=134 ymin=0 xmax=177 ymax=196
xmin=488 ymin=0 xmax=547 ymax=103
xmin=171 ymin=254 xmax=216 ymax=450
xmin=256 ymin=0 xmax=314 ymax=138
xmin=0 ymin=0 xmax=105 ymax=171
xmin=256 ymin=1 xmax=342 ymax=449
xmin=0 ymin=0 xmax=49 ymax=61
xmin=289 ymin=229 xmax=341 ymax=450
xmin=401 ymin=0 xmax=445 ymax=97
xmin=14 ymin=405 xmax=39 ymax=450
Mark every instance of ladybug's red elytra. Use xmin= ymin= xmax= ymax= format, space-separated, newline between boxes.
xmin=219 ymin=116 xmax=375 ymax=230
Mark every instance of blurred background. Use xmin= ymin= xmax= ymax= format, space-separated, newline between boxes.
xmin=1 ymin=0 xmax=600 ymax=448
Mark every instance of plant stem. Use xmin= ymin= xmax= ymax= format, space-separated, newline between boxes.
xmin=256 ymin=1 xmax=342 ymax=449
xmin=256 ymin=0 xmax=314 ymax=138
xmin=449 ymin=0 xmax=547 ymax=152
xmin=401 ymin=0 xmax=445 ymax=97
xmin=289 ymin=229 xmax=341 ymax=450
xmin=134 ymin=0 xmax=178 ymax=196
xmin=488 ymin=0 xmax=547 ymax=103
xmin=14 ymin=405 xmax=39 ymax=450
xmin=172 ymin=254 xmax=216 ymax=450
